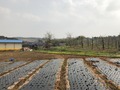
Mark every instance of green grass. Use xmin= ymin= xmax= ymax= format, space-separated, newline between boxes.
xmin=36 ymin=46 xmax=120 ymax=58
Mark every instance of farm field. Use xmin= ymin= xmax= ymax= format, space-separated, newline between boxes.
xmin=68 ymin=59 xmax=107 ymax=90
xmin=0 ymin=54 xmax=120 ymax=90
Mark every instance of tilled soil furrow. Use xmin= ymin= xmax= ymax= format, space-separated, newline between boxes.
xmin=56 ymin=59 xmax=70 ymax=90
xmin=54 ymin=59 xmax=64 ymax=90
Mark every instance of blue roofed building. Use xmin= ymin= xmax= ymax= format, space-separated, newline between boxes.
xmin=0 ymin=39 xmax=22 ymax=50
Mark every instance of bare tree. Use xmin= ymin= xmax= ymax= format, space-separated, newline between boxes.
xmin=44 ymin=32 xmax=53 ymax=49
xmin=86 ymin=38 xmax=90 ymax=48
xmin=80 ymin=36 xmax=85 ymax=48
xmin=76 ymin=36 xmax=85 ymax=48
xmin=91 ymin=37 xmax=94 ymax=50
xmin=101 ymin=37 xmax=105 ymax=50
xmin=66 ymin=33 xmax=72 ymax=46
xmin=118 ymin=34 xmax=120 ymax=51
xmin=107 ymin=36 xmax=110 ymax=49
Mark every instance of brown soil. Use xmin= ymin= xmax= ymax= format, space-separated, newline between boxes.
xmin=0 ymin=51 xmax=61 ymax=62
xmin=0 ymin=51 xmax=107 ymax=62
xmin=58 ymin=59 xmax=70 ymax=90
xmin=54 ymin=60 xmax=63 ymax=90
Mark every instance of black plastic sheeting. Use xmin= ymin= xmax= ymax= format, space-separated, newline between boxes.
xmin=68 ymin=59 xmax=107 ymax=90
xmin=20 ymin=59 xmax=63 ymax=90
xmin=0 ymin=61 xmax=26 ymax=74
xmin=0 ymin=60 xmax=47 ymax=90
xmin=87 ymin=58 xmax=120 ymax=86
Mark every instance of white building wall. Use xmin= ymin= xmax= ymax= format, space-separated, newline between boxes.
xmin=15 ymin=44 xmax=22 ymax=50
xmin=0 ymin=44 xmax=5 ymax=50
xmin=0 ymin=43 xmax=22 ymax=50
xmin=6 ymin=44 xmax=14 ymax=50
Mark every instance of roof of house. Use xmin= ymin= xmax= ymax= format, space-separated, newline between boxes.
xmin=0 ymin=39 xmax=22 ymax=43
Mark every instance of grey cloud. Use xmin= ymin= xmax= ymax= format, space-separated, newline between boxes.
xmin=0 ymin=0 xmax=120 ymax=38
xmin=106 ymin=0 xmax=120 ymax=11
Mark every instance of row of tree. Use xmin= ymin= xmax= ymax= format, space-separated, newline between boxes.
xmin=0 ymin=36 xmax=17 ymax=40
xmin=43 ymin=32 xmax=120 ymax=51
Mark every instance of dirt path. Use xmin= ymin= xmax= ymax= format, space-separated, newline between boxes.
xmin=54 ymin=59 xmax=70 ymax=90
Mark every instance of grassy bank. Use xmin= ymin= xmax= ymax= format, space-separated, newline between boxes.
xmin=36 ymin=46 xmax=120 ymax=58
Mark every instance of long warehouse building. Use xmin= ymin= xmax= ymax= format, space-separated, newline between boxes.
xmin=0 ymin=39 xmax=22 ymax=50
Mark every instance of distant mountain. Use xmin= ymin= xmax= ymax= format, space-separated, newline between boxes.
xmin=0 ymin=36 xmax=18 ymax=40
xmin=15 ymin=37 xmax=43 ymax=42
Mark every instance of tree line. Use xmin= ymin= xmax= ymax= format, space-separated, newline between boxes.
xmin=43 ymin=33 xmax=120 ymax=51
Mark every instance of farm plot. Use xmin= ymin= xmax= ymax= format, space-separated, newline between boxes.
xmin=68 ymin=59 xmax=107 ymax=90
xmin=0 ymin=61 xmax=26 ymax=74
xmin=87 ymin=58 xmax=120 ymax=86
xmin=0 ymin=60 xmax=47 ymax=90
xmin=20 ymin=59 xmax=63 ymax=90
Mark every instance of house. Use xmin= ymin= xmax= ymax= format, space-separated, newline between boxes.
xmin=0 ymin=39 xmax=22 ymax=50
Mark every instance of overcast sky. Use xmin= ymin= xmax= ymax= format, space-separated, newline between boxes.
xmin=0 ymin=0 xmax=120 ymax=38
